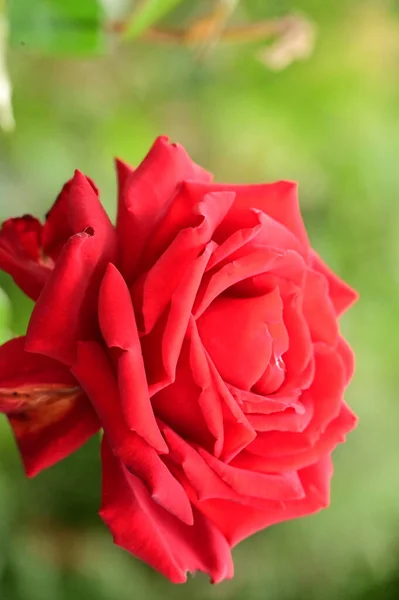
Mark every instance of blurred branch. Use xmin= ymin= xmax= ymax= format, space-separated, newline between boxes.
xmin=257 ymin=14 xmax=316 ymax=70
xmin=183 ymin=0 xmax=240 ymax=57
xmin=108 ymin=4 xmax=316 ymax=69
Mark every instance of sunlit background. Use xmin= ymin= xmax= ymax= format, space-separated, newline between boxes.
xmin=0 ymin=1 xmax=399 ymax=598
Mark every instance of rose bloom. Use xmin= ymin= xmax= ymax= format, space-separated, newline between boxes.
xmin=0 ymin=137 xmax=358 ymax=583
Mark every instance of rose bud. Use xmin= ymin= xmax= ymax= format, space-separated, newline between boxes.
xmin=0 ymin=137 xmax=358 ymax=583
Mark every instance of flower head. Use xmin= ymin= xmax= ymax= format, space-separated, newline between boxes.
xmin=0 ymin=137 xmax=358 ymax=583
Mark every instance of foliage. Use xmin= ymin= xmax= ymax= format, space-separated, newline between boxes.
xmin=8 ymin=0 xmax=104 ymax=55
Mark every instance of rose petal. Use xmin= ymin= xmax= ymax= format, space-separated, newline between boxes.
xmin=42 ymin=172 xmax=101 ymax=261
xmin=160 ymin=424 xmax=239 ymax=502
xmin=0 ymin=336 xmax=74 ymax=388
xmin=206 ymin=210 xmax=264 ymax=271
xmin=151 ymin=335 xmax=217 ymax=453
xmin=194 ymin=456 xmax=332 ymax=547
xmin=239 ymin=403 xmax=357 ymax=472
xmin=229 ymin=385 xmax=304 ymax=415
xmin=72 ymin=340 xmax=193 ymax=525
xmin=8 ymin=394 xmax=99 ymax=477
xmin=303 ymin=269 xmax=339 ymax=346
xmin=42 ymin=179 xmax=74 ymax=260
xmin=337 ymin=336 xmax=356 ymax=384
xmin=26 ymin=233 xmax=102 ymax=365
xmin=195 ymin=248 xmax=304 ymax=318
xmin=0 ymin=216 xmax=51 ymax=300
xmin=311 ymin=251 xmax=359 ymax=316
xmin=282 ymin=292 xmax=313 ymax=380
xmin=26 ymin=174 xmax=117 ymax=365
xmin=254 ymin=356 xmax=286 ymax=395
xmin=98 ymin=263 xmax=166 ymax=453
xmin=160 ymin=244 xmax=215 ymax=389
xmin=215 ymin=207 xmax=304 ymax=258
xmin=197 ymin=294 xmax=276 ymax=390
xmin=0 ymin=337 xmax=99 ymax=476
xmin=166 ymin=180 xmax=309 ymax=253
xmin=200 ymin=448 xmax=305 ymax=501
xmin=115 ymin=158 xmax=135 ymax=200
xmin=206 ymin=356 xmax=256 ymax=462
xmin=245 ymin=404 xmax=313 ymax=433
xmin=100 ymin=438 xmax=233 ymax=583
xmin=231 ymin=249 xmax=306 ymax=299
xmin=132 ymin=191 xmax=235 ymax=334
xmin=186 ymin=318 xmax=224 ymax=456
xmin=116 ymin=136 xmax=213 ymax=280
xmin=131 ymin=242 xmax=215 ymax=398
xmin=247 ymin=345 xmax=347 ymax=459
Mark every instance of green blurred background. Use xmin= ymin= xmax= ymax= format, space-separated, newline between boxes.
xmin=1 ymin=0 xmax=399 ymax=598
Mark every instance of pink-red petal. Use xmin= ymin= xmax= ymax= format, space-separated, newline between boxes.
xmin=0 ymin=216 xmax=51 ymax=300
xmin=243 ymin=403 xmax=357 ymax=472
xmin=26 ymin=173 xmax=117 ymax=366
xmin=98 ymin=263 xmax=166 ymax=453
xmin=197 ymin=294 xmax=274 ymax=390
xmin=72 ymin=340 xmax=193 ymax=525
xmin=302 ymin=269 xmax=339 ymax=346
xmin=100 ymin=438 xmax=233 ymax=583
xmin=311 ymin=251 xmax=358 ymax=316
xmin=132 ymin=191 xmax=234 ymax=334
xmin=165 ymin=180 xmax=310 ymax=253
xmin=199 ymin=448 xmax=305 ymax=502
xmin=116 ymin=136 xmax=213 ymax=280
xmin=0 ymin=337 xmax=99 ymax=476
xmin=194 ymin=456 xmax=333 ymax=547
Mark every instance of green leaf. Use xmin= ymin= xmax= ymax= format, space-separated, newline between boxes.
xmin=124 ymin=0 xmax=184 ymax=39
xmin=9 ymin=0 xmax=104 ymax=56
xmin=0 ymin=287 xmax=11 ymax=345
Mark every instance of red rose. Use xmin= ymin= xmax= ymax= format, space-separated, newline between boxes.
xmin=0 ymin=137 xmax=358 ymax=583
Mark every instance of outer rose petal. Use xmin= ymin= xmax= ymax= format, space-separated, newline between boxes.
xmin=41 ymin=180 xmax=74 ymax=260
xmin=0 ymin=337 xmax=100 ymax=476
xmin=42 ymin=172 xmax=99 ymax=260
xmin=240 ymin=403 xmax=357 ymax=472
xmin=26 ymin=173 xmax=117 ymax=365
xmin=98 ymin=263 xmax=167 ymax=453
xmin=193 ymin=456 xmax=333 ymax=547
xmin=303 ymin=269 xmax=339 ymax=345
xmin=116 ymin=136 xmax=213 ymax=281
xmin=160 ymin=424 xmax=240 ymax=502
xmin=26 ymin=233 xmax=100 ymax=365
xmin=310 ymin=250 xmax=359 ymax=316
xmin=337 ymin=336 xmax=356 ymax=384
xmin=72 ymin=340 xmax=193 ymax=525
xmin=115 ymin=158 xmax=135 ymax=202
xmin=199 ymin=448 xmax=305 ymax=501
xmin=100 ymin=438 xmax=233 ymax=584
xmin=0 ymin=216 xmax=51 ymax=300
